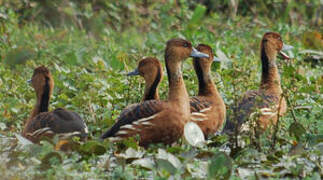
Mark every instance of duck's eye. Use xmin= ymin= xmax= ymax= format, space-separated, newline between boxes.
xmin=183 ymin=43 xmax=189 ymax=47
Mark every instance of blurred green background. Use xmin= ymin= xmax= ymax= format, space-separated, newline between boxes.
xmin=0 ymin=0 xmax=322 ymax=179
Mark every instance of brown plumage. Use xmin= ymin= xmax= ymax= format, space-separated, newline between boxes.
xmin=127 ymin=57 xmax=163 ymax=101
xmin=101 ymin=38 xmax=209 ymax=147
xmin=190 ymin=44 xmax=226 ymax=137
xmin=22 ymin=66 xmax=88 ymax=143
xmin=224 ymin=32 xmax=289 ymax=133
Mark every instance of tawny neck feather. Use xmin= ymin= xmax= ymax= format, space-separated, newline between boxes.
xmin=165 ymin=55 xmax=189 ymax=106
xmin=260 ymin=46 xmax=282 ymax=94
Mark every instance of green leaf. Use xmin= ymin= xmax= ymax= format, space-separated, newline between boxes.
xmin=40 ymin=152 xmax=63 ymax=170
xmin=289 ymin=122 xmax=306 ymax=140
xmin=132 ymin=158 xmax=155 ymax=170
xmin=208 ymin=152 xmax=232 ymax=180
xmin=156 ymin=149 xmax=181 ymax=175
xmin=4 ymin=47 xmax=35 ymax=67
xmin=80 ymin=140 xmax=106 ymax=155
xmin=188 ymin=4 xmax=206 ymax=28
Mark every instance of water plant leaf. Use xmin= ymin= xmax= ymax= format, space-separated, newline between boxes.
xmin=40 ymin=152 xmax=63 ymax=170
xmin=184 ymin=122 xmax=205 ymax=147
xmin=289 ymin=122 xmax=306 ymax=140
xmin=79 ymin=140 xmax=106 ymax=155
xmin=208 ymin=152 xmax=232 ymax=180
xmin=156 ymin=149 xmax=181 ymax=175
xmin=132 ymin=158 xmax=155 ymax=170
xmin=15 ymin=134 xmax=33 ymax=146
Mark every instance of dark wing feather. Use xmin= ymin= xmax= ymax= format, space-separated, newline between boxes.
xmin=101 ymin=100 xmax=163 ymax=139
xmin=25 ymin=108 xmax=88 ymax=139
xmin=224 ymin=90 xmax=277 ymax=133
xmin=190 ymin=96 xmax=212 ymax=112
xmin=50 ymin=108 xmax=88 ymax=138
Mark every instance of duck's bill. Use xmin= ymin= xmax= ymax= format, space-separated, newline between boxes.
xmin=279 ymin=43 xmax=293 ymax=60
xmin=213 ymin=56 xmax=221 ymax=62
xmin=190 ymin=48 xmax=209 ymax=58
xmin=279 ymin=51 xmax=290 ymax=60
xmin=127 ymin=68 xmax=140 ymax=76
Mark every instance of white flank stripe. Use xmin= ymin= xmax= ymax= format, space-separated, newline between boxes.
xmin=141 ymin=121 xmax=153 ymax=126
xmin=261 ymin=111 xmax=277 ymax=115
xmin=120 ymin=124 xmax=136 ymax=130
xmin=58 ymin=132 xmax=81 ymax=139
xmin=136 ymin=114 xmax=158 ymax=123
xmin=191 ymin=117 xmax=207 ymax=121
xmin=29 ymin=127 xmax=52 ymax=137
xmin=260 ymin=108 xmax=277 ymax=116
xmin=260 ymin=108 xmax=273 ymax=113
xmin=84 ymin=125 xmax=89 ymax=134
xmin=115 ymin=113 xmax=159 ymax=136
xmin=200 ymin=107 xmax=211 ymax=113
xmin=191 ymin=112 xmax=207 ymax=117
xmin=108 ymin=137 xmax=123 ymax=142
xmin=116 ymin=130 xmax=128 ymax=135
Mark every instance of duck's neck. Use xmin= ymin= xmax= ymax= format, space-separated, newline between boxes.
xmin=30 ymin=78 xmax=51 ymax=119
xmin=260 ymin=46 xmax=282 ymax=95
xmin=142 ymin=69 xmax=161 ymax=101
xmin=194 ymin=61 xmax=219 ymax=97
xmin=165 ymin=58 xmax=189 ymax=107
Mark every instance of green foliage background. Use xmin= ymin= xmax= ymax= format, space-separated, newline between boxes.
xmin=0 ymin=0 xmax=322 ymax=179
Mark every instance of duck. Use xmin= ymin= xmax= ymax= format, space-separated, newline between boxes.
xmin=190 ymin=44 xmax=226 ymax=137
xmin=223 ymin=32 xmax=290 ymax=134
xmin=22 ymin=66 xmax=88 ymax=143
xmin=100 ymin=38 xmax=209 ymax=147
xmin=127 ymin=46 xmax=226 ymax=138
xmin=127 ymin=57 xmax=163 ymax=101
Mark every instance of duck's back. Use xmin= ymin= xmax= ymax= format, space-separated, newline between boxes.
xmin=24 ymin=108 xmax=88 ymax=142
xmin=101 ymin=100 xmax=164 ymax=138
xmin=233 ymin=90 xmax=280 ymax=131
xmin=190 ymin=95 xmax=225 ymax=136
xmin=101 ymin=99 xmax=188 ymax=146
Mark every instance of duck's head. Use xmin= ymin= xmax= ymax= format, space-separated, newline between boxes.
xmin=261 ymin=32 xmax=290 ymax=60
xmin=165 ymin=38 xmax=209 ymax=62
xmin=193 ymin=44 xmax=218 ymax=69
xmin=127 ymin=57 xmax=163 ymax=83
xmin=28 ymin=66 xmax=54 ymax=97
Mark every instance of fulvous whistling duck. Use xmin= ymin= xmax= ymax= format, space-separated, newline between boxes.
xmin=22 ymin=66 xmax=88 ymax=143
xmin=190 ymin=44 xmax=226 ymax=137
xmin=224 ymin=32 xmax=291 ymax=133
xmin=100 ymin=38 xmax=209 ymax=147
xmin=127 ymin=57 xmax=163 ymax=101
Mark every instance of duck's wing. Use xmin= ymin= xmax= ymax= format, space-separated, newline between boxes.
xmin=100 ymin=100 xmax=164 ymax=139
xmin=223 ymin=90 xmax=277 ymax=133
xmin=24 ymin=108 xmax=88 ymax=142
xmin=190 ymin=96 xmax=212 ymax=112
xmin=118 ymin=103 xmax=140 ymax=118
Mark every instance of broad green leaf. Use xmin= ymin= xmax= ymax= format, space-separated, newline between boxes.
xmin=208 ymin=152 xmax=232 ymax=180
xmin=184 ymin=122 xmax=205 ymax=147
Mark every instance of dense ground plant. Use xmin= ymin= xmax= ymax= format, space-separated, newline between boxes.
xmin=0 ymin=1 xmax=322 ymax=179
